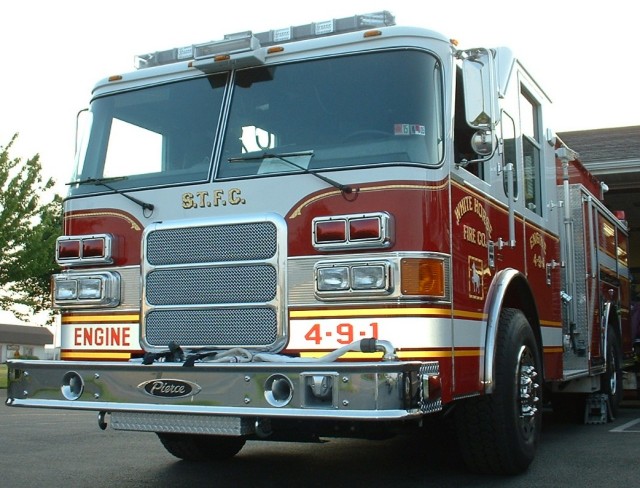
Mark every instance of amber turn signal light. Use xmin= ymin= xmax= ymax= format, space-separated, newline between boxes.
xmin=400 ymin=258 xmax=445 ymax=297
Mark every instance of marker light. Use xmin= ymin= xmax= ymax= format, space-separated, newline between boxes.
xmin=400 ymin=258 xmax=446 ymax=297
xmin=56 ymin=234 xmax=112 ymax=266
xmin=350 ymin=217 xmax=381 ymax=241
xmin=58 ymin=239 xmax=81 ymax=260
xmin=82 ymin=238 xmax=106 ymax=259
xmin=315 ymin=220 xmax=347 ymax=243
xmin=313 ymin=213 xmax=393 ymax=250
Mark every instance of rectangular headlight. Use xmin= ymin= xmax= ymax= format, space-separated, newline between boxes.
xmin=78 ymin=277 xmax=104 ymax=300
xmin=317 ymin=266 xmax=349 ymax=291
xmin=351 ymin=265 xmax=386 ymax=290
xmin=55 ymin=280 xmax=78 ymax=301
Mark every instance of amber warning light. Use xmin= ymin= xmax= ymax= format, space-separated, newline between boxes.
xmin=400 ymin=258 xmax=446 ymax=297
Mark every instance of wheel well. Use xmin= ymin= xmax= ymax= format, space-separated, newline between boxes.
xmin=604 ymin=303 xmax=620 ymax=338
xmin=501 ymin=274 xmax=542 ymax=351
xmin=483 ymin=270 xmax=544 ymax=392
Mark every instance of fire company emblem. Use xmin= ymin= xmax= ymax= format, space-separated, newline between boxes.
xmin=468 ymin=256 xmax=484 ymax=300
xmin=138 ymin=379 xmax=202 ymax=398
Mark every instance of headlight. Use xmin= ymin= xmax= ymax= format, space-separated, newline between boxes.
xmin=317 ymin=266 xmax=349 ymax=291
xmin=315 ymin=261 xmax=390 ymax=297
xmin=53 ymin=272 xmax=120 ymax=308
xmin=55 ymin=280 xmax=78 ymax=300
xmin=352 ymin=265 xmax=386 ymax=290
xmin=77 ymin=277 xmax=104 ymax=299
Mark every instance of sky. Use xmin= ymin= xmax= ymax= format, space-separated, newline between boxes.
xmin=1 ymin=0 xmax=638 ymax=195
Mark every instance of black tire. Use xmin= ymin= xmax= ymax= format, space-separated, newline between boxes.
xmin=157 ymin=433 xmax=246 ymax=462
xmin=601 ymin=326 xmax=623 ymax=419
xmin=454 ymin=308 xmax=542 ymax=474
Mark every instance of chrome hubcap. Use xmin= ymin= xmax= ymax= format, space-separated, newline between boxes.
xmin=517 ymin=346 xmax=540 ymax=436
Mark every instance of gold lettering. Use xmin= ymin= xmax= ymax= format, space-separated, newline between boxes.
xmin=213 ymin=189 xmax=224 ymax=206
xmin=454 ymin=196 xmax=474 ymax=224
xmin=196 ymin=191 xmax=209 ymax=208
xmin=463 ymin=225 xmax=476 ymax=243
xmin=183 ymin=188 xmax=247 ymax=209
xmin=228 ymin=188 xmax=244 ymax=205
xmin=529 ymin=232 xmax=547 ymax=255
xmin=455 ymin=196 xmax=492 ymax=238
xmin=182 ymin=193 xmax=195 ymax=209
xmin=477 ymin=231 xmax=487 ymax=248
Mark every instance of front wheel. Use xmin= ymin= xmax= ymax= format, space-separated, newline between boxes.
xmin=455 ymin=308 xmax=542 ymax=474
xmin=157 ymin=433 xmax=246 ymax=462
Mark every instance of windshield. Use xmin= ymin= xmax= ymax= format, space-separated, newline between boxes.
xmin=70 ymin=50 xmax=443 ymax=196
xmin=70 ymin=73 xmax=227 ymax=196
xmin=219 ymin=50 xmax=443 ymax=178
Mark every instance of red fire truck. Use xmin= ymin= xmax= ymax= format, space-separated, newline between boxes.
xmin=6 ymin=11 xmax=636 ymax=474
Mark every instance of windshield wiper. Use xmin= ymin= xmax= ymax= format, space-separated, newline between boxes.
xmin=229 ymin=150 xmax=354 ymax=194
xmin=68 ymin=177 xmax=155 ymax=212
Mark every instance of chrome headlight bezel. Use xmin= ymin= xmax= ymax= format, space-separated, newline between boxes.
xmin=315 ymin=261 xmax=391 ymax=298
xmin=53 ymin=271 xmax=121 ymax=309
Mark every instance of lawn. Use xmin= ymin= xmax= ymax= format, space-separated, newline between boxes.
xmin=0 ymin=363 xmax=7 ymax=389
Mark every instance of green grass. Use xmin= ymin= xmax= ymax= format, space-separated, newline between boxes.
xmin=0 ymin=363 xmax=7 ymax=389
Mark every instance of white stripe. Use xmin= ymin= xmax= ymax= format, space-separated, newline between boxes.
xmin=610 ymin=418 xmax=640 ymax=432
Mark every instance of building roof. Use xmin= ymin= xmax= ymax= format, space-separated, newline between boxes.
xmin=558 ymin=125 xmax=640 ymax=164
xmin=0 ymin=323 xmax=54 ymax=346
xmin=557 ymin=125 xmax=640 ymax=235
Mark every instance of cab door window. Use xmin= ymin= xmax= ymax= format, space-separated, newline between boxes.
xmin=520 ymin=87 xmax=542 ymax=215
xmin=501 ymin=111 xmax=518 ymax=198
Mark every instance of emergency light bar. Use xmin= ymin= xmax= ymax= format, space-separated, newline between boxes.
xmin=134 ymin=11 xmax=395 ymax=69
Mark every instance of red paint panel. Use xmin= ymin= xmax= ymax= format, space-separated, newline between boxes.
xmin=286 ymin=180 xmax=451 ymax=256
xmin=63 ymin=209 xmax=144 ymax=266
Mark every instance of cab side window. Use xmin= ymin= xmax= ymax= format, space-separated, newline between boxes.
xmin=501 ymin=111 xmax=518 ymax=198
xmin=454 ymin=68 xmax=484 ymax=179
xmin=520 ymin=87 xmax=543 ymax=215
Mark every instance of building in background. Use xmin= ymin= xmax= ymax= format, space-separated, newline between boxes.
xmin=0 ymin=323 xmax=54 ymax=361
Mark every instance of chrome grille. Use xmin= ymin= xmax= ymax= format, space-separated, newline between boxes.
xmin=146 ymin=266 xmax=277 ymax=305
xmin=146 ymin=308 xmax=278 ymax=346
xmin=146 ymin=222 xmax=277 ymax=265
xmin=142 ymin=216 xmax=286 ymax=352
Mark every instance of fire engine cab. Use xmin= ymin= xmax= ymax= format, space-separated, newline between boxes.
xmin=6 ymin=11 xmax=636 ymax=475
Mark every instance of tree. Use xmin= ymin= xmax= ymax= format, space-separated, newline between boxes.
xmin=0 ymin=134 xmax=62 ymax=321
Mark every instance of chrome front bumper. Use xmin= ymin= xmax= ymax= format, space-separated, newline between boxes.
xmin=6 ymin=359 xmax=441 ymax=433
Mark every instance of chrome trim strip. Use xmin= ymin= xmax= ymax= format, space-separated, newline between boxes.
xmin=289 ymin=251 xmax=451 ymax=305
